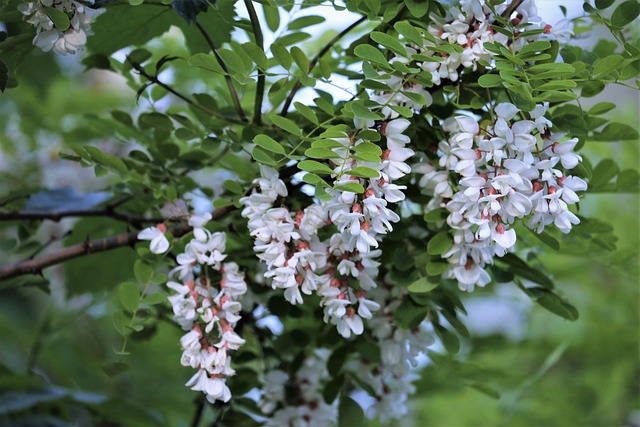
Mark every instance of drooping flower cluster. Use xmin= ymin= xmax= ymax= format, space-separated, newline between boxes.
xmin=140 ymin=214 xmax=248 ymax=403
xmin=416 ymin=103 xmax=587 ymax=291
xmin=259 ymin=351 xmax=336 ymax=427
xmin=18 ymin=0 xmax=97 ymax=55
xmin=347 ymin=286 xmax=434 ymax=422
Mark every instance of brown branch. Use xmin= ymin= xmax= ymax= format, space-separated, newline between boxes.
xmin=0 ymin=209 xmax=165 ymax=226
xmin=280 ymin=16 xmax=367 ymax=117
xmin=0 ymin=206 xmax=232 ymax=282
xmin=500 ymin=0 xmax=525 ymax=19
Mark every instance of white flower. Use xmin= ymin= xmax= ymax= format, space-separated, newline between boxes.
xmin=138 ymin=224 xmax=170 ymax=254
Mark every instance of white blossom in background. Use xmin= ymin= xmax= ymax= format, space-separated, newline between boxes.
xmin=18 ymin=0 xmax=98 ymax=55
xmin=137 ymin=224 xmax=170 ymax=254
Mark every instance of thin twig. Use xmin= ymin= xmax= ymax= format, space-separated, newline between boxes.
xmin=500 ymin=0 xmax=525 ymax=19
xmin=28 ymin=231 xmax=72 ymax=260
xmin=195 ymin=19 xmax=248 ymax=122
xmin=128 ymin=60 xmax=244 ymax=124
xmin=244 ymin=0 xmax=265 ymax=126
xmin=280 ymin=15 xmax=367 ymax=117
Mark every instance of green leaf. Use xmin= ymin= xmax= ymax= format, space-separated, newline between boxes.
xmin=112 ymin=310 xmax=128 ymax=336
xmin=427 ymin=231 xmax=452 ymax=255
xmin=526 ymin=287 xmax=579 ymax=321
xmin=251 ymin=146 xmax=278 ymax=166
xmin=298 ymin=160 xmax=334 ymax=175
xmin=394 ymin=21 xmax=424 ymax=46
xmin=526 ymin=228 xmax=560 ymax=251
xmin=434 ymin=324 xmax=460 ymax=354
xmin=347 ymin=166 xmax=380 ymax=178
xmin=44 ymin=6 xmax=70 ymax=31
xmin=424 ymin=208 xmax=448 ymax=223
xmin=611 ymin=0 xmax=640 ymax=27
xmin=119 ymin=282 xmax=140 ymax=313
xmin=408 ymin=277 xmax=439 ymax=293
xmin=404 ymin=0 xmax=429 ymax=17
xmin=263 ymin=5 xmax=280 ymax=32
xmin=253 ymin=134 xmax=286 ymax=154
xmin=217 ymin=48 xmax=246 ymax=74
xmin=354 ymin=44 xmax=390 ymax=68
xmin=593 ymin=54 xmax=625 ymax=78
xmin=271 ymin=42 xmax=292 ymax=69
xmin=288 ymin=15 xmax=325 ymax=30
xmin=519 ymin=40 xmax=551 ymax=55
xmin=143 ymin=293 xmax=165 ymax=305
xmin=188 ymin=53 xmax=224 ymax=73
xmin=223 ymin=179 xmax=244 ymax=194
xmin=592 ymin=123 xmax=639 ymax=141
xmin=140 ymin=112 xmax=174 ymax=131
xmin=290 ymin=46 xmax=309 ymax=71
xmin=82 ymin=146 xmax=128 ymax=175
xmin=370 ymin=31 xmax=407 ymax=57
xmin=393 ymin=298 xmax=429 ymax=328
xmin=270 ymin=115 xmax=302 ymax=136
xmin=334 ymin=182 xmax=365 ymax=193
xmin=293 ymin=102 xmax=319 ymax=124
xmin=304 ymin=147 xmax=340 ymax=159
xmin=478 ymin=74 xmax=503 ymax=88
xmin=338 ymin=397 xmax=365 ymax=427
xmin=426 ymin=261 xmax=449 ymax=276
xmin=242 ymin=42 xmax=268 ymax=69
xmin=499 ymin=253 xmax=554 ymax=289
xmin=595 ymin=0 xmax=615 ymax=8
xmin=133 ymin=260 xmax=154 ymax=284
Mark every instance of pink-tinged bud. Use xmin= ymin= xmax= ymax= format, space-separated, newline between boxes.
xmin=474 ymin=148 xmax=482 ymax=160
xmin=327 ymin=267 xmax=336 ymax=277
xmin=352 ymin=203 xmax=362 ymax=213
xmin=544 ymin=24 xmax=553 ymax=34
xmin=309 ymin=401 xmax=319 ymax=410
xmin=487 ymin=187 xmax=497 ymax=195
xmin=356 ymin=261 xmax=365 ymax=271
xmin=493 ymin=214 xmax=502 ymax=223
xmin=185 ymin=280 xmax=195 ymax=290
xmin=295 ymin=274 xmax=303 ymax=285
xmin=551 ymin=142 xmax=559 ymax=153
xmin=220 ymin=295 xmax=230 ymax=305
xmin=349 ymin=175 xmax=360 ymax=181
xmin=383 ymin=385 xmax=391 ymax=394
xmin=511 ymin=18 xmax=521 ymax=25
xmin=380 ymin=122 xmax=388 ymax=135
xmin=207 ymin=346 xmax=216 ymax=354
xmin=533 ymin=182 xmax=543 ymax=192
xmin=156 ymin=223 xmax=167 ymax=233
xmin=356 ymin=290 xmax=366 ymax=299
xmin=297 ymin=241 xmax=310 ymax=251
xmin=558 ymin=176 xmax=566 ymax=187
xmin=481 ymin=211 xmax=491 ymax=220
xmin=189 ymin=290 xmax=199 ymax=300
xmin=220 ymin=278 xmax=227 ymax=288
xmin=465 ymin=260 xmax=474 ymax=271
xmin=381 ymin=149 xmax=391 ymax=160
xmin=479 ymin=173 xmax=489 ymax=180
xmin=330 ymin=278 xmax=341 ymax=288
xmin=379 ymin=177 xmax=387 ymax=186
xmin=341 ymin=278 xmax=349 ymax=288
xmin=337 ymin=293 xmax=347 ymax=300
xmin=346 ymin=306 xmax=356 ymax=318
xmin=548 ymin=186 xmax=557 ymax=194
xmin=361 ymin=221 xmax=371 ymax=232
xmin=365 ymin=188 xmax=376 ymax=198
xmin=192 ymin=323 xmax=202 ymax=335
xmin=295 ymin=210 xmax=304 ymax=224
xmin=495 ymin=223 xmax=505 ymax=234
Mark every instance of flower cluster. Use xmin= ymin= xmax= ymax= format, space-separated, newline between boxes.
xmin=259 ymin=352 xmax=336 ymax=427
xmin=416 ymin=103 xmax=587 ymax=291
xmin=18 ymin=0 xmax=97 ymax=55
xmin=343 ymin=286 xmax=433 ymax=422
xmin=139 ymin=215 xmax=248 ymax=403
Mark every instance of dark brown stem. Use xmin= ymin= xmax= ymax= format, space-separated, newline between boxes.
xmin=280 ymin=16 xmax=367 ymax=117
xmin=195 ymin=19 xmax=249 ymax=123
xmin=0 ymin=209 xmax=165 ymax=226
xmin=500 ymin=0 xmax=525 ymax=19
xmin=243 ymin=0 xmax=265 ymax=126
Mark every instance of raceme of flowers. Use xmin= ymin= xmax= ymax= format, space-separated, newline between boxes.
xmin=415 ymin=102 xmax=586 ymax=291
xmin=138 ymin=215 xmax=248 ymax=403
xmin=18 ymin=0 xmax=97 ymax=55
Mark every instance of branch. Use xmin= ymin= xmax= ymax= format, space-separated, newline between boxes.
xmin=280 ymin=16 xmax=367 ymax=117
xmin=0 ymin=208 xmax=165 ymax=226
xmin=500 ymin=0 xmax=525 ymax=19
xmin=195 ymin=19 xmax=249 ymax=123
xmin=128 ymin=60 xmax=244 ymax=124
xmin=243 ymin=0 xmax=265 ymax=126
xmin=0 ymin=206 xmax=232 ymax=282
